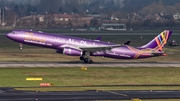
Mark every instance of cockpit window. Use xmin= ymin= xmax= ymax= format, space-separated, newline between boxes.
xmin=12 ymin=32 xmax=16 ymax=34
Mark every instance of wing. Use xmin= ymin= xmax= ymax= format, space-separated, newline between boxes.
xmin=60 ymin=44 xmax=122 ymax=53
xmin=79 ymin=44 xmax=122 ymax=52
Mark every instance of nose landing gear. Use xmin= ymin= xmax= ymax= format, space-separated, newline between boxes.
xmin=19 ymin=43 xmax=23 ymax=50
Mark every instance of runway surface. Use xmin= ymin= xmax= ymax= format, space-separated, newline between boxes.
xmin=0 ymin=88 xmax=180 ymax=101
xmin=0 ymin=61 xmax=180 ymax=67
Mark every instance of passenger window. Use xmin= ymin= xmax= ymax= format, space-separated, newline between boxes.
xmin=12 ymin=32 xmax=16 ymax=34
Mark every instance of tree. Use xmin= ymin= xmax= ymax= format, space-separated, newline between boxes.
xmin=72 ymin=7 xmax=79 ymax=13
xmin=175 ymin=3 xmax=180 ymax=12
xmin=140 ymin=1 xmax=175 ymax=15
xmin=4 ymin=9 xmax=18 ymax=26
xmin=14 ymin=4 xmax=20 ymax=16
xmin=33 ymin=7 xmax=37 ymax=14
xmin=0 ymin=0 xmax=5 ymax=7
xmin=26 ymin=4 xmax=33 ymax=15
xmin=18 ymin=3 xmax=26 ymax=17
xmin=90 ymin=18 xmax=98 ymax=27
xmin=39 ymin=0 xmax=60 ymax=13
xmin=59 ymin=7 xmax=63 ymax=13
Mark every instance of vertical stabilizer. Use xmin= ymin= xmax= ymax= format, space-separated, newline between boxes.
xmin=138 ymin=30 xmax=172 ymax=51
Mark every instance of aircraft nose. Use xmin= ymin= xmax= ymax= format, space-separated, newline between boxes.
xmin=6 ymin=33 xmax=12 ymax=38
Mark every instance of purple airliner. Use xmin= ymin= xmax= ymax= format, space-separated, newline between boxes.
xmin=6 ymin=30 xmax=172 ymax=64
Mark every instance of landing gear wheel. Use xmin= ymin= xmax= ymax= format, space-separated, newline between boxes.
xmin=19 ymin=43 xmax=23 ymax=50
xmin=83 ymin=58 xmax=93 ymax=64
xmin=88 ymin=60 xmax=93 ymax=64
xmin=19 ymin=47 xmax=23 ymax=50
xmin=81 ymin=51 xmax=94 ymax=64
xmin=83 ymin=58 xmax=89 ymax=63
xmin=79 ymin=56 xmax=84 ymax=61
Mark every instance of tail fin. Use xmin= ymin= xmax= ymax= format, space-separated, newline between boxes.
xmin=138 ymin=30 xmax=172 ymax=51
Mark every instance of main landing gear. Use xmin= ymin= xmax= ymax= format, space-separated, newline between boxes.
xmin=79 ymin=51 xmax=93 ymax=64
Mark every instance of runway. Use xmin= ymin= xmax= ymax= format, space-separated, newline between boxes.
xmin=0 ymin=88 xmax=180 ymax=101
xmin=0 ymin=61 xmax=180 ymax=67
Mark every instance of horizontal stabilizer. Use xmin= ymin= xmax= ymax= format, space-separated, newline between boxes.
xmin=94 ymin=37 xmax=101 ymax=41
xmin=124 ymin=41 xmax=131 ymax=45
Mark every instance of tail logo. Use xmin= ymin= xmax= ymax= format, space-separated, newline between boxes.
xmin=154 ymin=30 xmax=169 ymax=51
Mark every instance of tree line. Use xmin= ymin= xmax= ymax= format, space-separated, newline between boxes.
xmin=2 ymin=0 xmax=180 ymax=30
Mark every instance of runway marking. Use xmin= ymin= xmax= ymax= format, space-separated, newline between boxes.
xmin=103 ymin=90 xmax=127 ymax=97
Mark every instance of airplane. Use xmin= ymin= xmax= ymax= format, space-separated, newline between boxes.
xmin=6 ymin=30 xmax=172 ymax=64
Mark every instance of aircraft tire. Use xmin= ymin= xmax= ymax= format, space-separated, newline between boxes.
xmin=19 ymin=47 xmax=23 ymax=50
xmin=89 ymin=60 xmax=93 ymax=64
xmin=80 ymin=56 xmax=84 ymax=61
xmin=83 ymin=58 xmax=88 ymax=63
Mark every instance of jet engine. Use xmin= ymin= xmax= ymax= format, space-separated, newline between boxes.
xmin=62 ymin=47 xmax=82 ymax=56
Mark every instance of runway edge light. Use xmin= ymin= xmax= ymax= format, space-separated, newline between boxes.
xmin=26 ymin=78 xmax=43 ymax=81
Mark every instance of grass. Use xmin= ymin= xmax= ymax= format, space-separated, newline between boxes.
xmin=0 ymin=67 xmax=180 ymax=91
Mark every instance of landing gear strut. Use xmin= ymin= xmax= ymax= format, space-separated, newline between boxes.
xmin=19 ymin=43 xmax=23 ymax=50
xmin=79 ymin=51 xmax=93 ymax=64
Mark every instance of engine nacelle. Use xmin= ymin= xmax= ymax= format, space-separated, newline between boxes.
xmin=63 ymin=47 xmax=82 ymax=56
